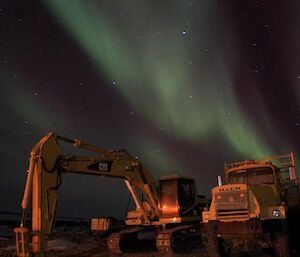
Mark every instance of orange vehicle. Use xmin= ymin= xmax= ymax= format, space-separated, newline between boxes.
xmin=202 ymin=153 xmax=300 ymax=257
xmin=15 ymin=132 xmax=208 ymax=256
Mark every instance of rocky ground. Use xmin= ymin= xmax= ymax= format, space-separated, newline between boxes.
xmin=0 ymin=221 xmax=297 ymax=257
xmin=0 ymin=221 xmax=203 ymax=257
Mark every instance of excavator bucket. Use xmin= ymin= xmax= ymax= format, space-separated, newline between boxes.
xmin=32 ymin=134 xmax=61 ymax=253
xmin=14 ymin=227 xmax=30 ymax=257
xmin=15 ymin=133 xmax=62 ymax=256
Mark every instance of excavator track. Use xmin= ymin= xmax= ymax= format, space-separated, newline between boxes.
xmin=107 ymin=227 xmax=156 ymax=254
xmin=107 ymin=232 xmax=122 ymax=254
xmin=156 ymin=224 xmax=202 ymax=253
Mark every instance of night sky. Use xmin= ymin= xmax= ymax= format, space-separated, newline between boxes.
xmin=0 ymin=1 xmax=299 ymax=219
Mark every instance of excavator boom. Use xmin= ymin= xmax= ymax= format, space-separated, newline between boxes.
xmin=16 ymin=132 xmax=160 ymax=256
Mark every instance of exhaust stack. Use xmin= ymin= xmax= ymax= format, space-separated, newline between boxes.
xmin=217 ymin=175 xmax=223 ymax=186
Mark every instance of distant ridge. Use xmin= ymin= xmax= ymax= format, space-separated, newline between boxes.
xmin=0 ymin=211 xmax=89 ymax=221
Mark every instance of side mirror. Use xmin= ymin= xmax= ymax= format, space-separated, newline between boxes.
xmin=289 ymin=167 xmax=297 ymax=181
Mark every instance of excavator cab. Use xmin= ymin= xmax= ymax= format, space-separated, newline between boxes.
xmin=159 ymin=176 xmax=196 ymax=218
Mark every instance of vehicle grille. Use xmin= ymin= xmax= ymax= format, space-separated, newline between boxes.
xmin=217 ymin=209 xmax=249 ymax=220
xmin=215 ymin=190 xmax=249 ymax=220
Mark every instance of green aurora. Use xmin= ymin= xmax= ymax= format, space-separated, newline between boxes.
xmin=44 ymin=0 xmax=271 ymax=158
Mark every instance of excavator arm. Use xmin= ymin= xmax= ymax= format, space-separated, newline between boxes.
xmin=15 ymin=132 xmax=160 ymax=256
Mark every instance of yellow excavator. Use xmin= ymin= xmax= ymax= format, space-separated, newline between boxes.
xmin=15 ymin=132 xmax=208 ymax=256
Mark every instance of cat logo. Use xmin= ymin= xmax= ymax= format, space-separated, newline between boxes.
xmin=88 ymin=161 xmax=112 ymax=172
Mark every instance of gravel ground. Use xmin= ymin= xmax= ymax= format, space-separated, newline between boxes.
xmin=1 ymin=224 xmax=298 ymax=257
xmin=0 ymin=224 xmax=204 ymax=257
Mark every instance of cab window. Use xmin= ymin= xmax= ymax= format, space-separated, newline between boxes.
xmin=228 ymin=167 xmax=274 ymax=185
xmin=179 ymin=180 xmax=195 ymax=211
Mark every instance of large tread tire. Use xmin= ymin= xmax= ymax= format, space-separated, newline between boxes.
xmin=206 ymin=234 xmax=231 ymax=257
xmin=203 ymin=222 xmax=231 ymax=257
xmin=206 ymin=231 xmax=221 ymax=257
xmin=287 ymin=205 xmax=300 ymax=255
xmin=274 ymin=233 xmax=290 ymax=257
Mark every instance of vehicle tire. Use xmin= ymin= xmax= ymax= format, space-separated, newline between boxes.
xmin=206 ymin=231 xmax=221 ymax=257
xmin=218 ymin=237 xmax=231 ymax=257
xmin=274 ymin=233 xmax=290 ymax=257
xmin=287 ymin=206 xmax=300 ymax=255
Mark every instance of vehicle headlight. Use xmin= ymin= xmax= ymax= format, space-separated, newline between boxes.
xmin=272 ymin=209 xmax=281 ymax=217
